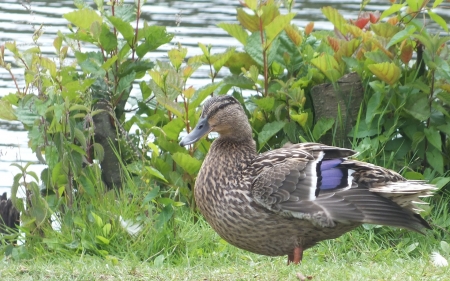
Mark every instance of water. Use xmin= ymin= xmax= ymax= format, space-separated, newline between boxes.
xmin=1 ymin=0 xmax=449 ymax=195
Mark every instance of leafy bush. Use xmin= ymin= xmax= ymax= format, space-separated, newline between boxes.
xmin=0 ymin=0 xmax=449 ymax=263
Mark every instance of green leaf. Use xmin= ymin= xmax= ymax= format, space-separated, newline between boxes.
xmin=411 ymin=131 xmax=425 ymax=149
xmin=348 ymin=119 xmax=380 ymax=138
xmin=426 ymin=148 xmax=444 ymax=174
xmin=432 ymin=177 xmax=450 ymax=190
xmin=0 ymin=100 xmax=17 ymax=121
xmin=91 ymin=212 xmax=103 ymax=227
xmin=437 ymin=123 xmax=450 ymax=136
xmin=217 ymin=23 xmax=248 ymax=45
xmin=53 ymin=36 xmax=62 ymax=52
xmin=437 ymin=91 xmax=450 ymax=105
xmin=265 ymin=13 xmax=296 ymax=46
xmin=11 ymin=174 xmax=25 ymax=213
xmin=267 ymin=36 xmax=280 ymax=67
xmin=244 ymin=0 xmax=258 ymax=10
xmin=404 ymin=242 xmax=418 ymax=254
xmin=163 ymin=118 xmax=185 ymax=140
xmin=96 ymin=235 xmax=110 ymax=245
xmin=117 ymin=72 xmax=135 ymax=96
xmin=404 ymin=171 xmax=424 ymax=180
xmin=40 ymin=57 xmax=57 ymax=78
xmin=74 ymin=128 xmax=87 ymax=150
xmin=404 ymin=93 xmax=430 ymax=121
xmin=380 ymin=3 xmax=405 ymax=20
xmin=145 ymin=167 xmax=168 ymax=182
xmin=224 ymin=52 xmax=257 ymax=75
xmin=136 ymin=25 xmax=173 ymax=58
xmin=313 ymin=118 xmax=335 ymax=141
xmin=367 ymin=62 xmax=401 ymax=85
xmin=405 ymin=0 xmax=420 ymax=11
xmin=364 ymin=50 xmax=391 ymax=63
xmin=428 ymin=10 xmax=448 ymax=32
xmin=258 ymin=121 xmax=285 ymax=150
xmin=155 ymin=205 xmax=174 ymax=230
xmin=424 ymin=127 xmax=442 ymax=150
xmin=99 ymin=23 xmax=118 ymax=52
xmin=114 ymin=4 xmax=136 ymax=23
xmin=103 ymin=223 xmax=112 ymax=236
xmin=190 ymin=82 xmax=222 ymax=109
xmin=253 ymin=97 xmax=275 ymax=112
xmin=119 ymin=60 xmax=154 ymax=77
xmin=198 ymin=43 xmax=210 ymax=57
xmin=63 ymin=8 xmax=102 ymax=30
xmin=322 ymin=6 xmax=347 ymax=35
xmin=143 ymin=186 xmax=160 ymax=205
xmin=223 ymin=75 xmax=255 ymax=90
xmin=154 ymin=254 xmax=165 ymax=267
xmin=366 ymin=91 xmax=383 ymax=125
xmin=90 ymin=21 xmax=101 ymax=40
xmin=236 ymin=8 xmax=259 ymax=32
xmin=172 ymin=152 xmax=202 ymax=175
xmin=108 ymin=16 xmax=135 ymax=42
xmin=52 ymin=162 xmax=68 ymax=186
xmin=441 ymin=241 xmax=450 ymax=254
xmin=311 ymin=53 xmax=342 ymax=82
xmin=433 ymin=0 xmax=444 ymax=8
xmin=412 ymin=34 xmax=433 ymax=51
xmin=79 ymin=174 xmax=95 ymax=196
xmin=212 ymin=48 xmax=236 ymax=72
xmin=386 ymin=25 xmax=416 ymax=48
xmin=93 ymin=143 xmax=105 ymax=162
xmin=291 ymin=113 xmax=308 ymax=128
xmin=245 ymin=32 xmax=264 ymax=67
xmin=168 ymin=47 xmax=187 ymax=69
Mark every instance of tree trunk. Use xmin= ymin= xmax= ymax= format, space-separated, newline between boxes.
xmin=0 ymin=192 xmax=20 ymax=241
xmin=310 ymin=72 xmax=364 ymax=148
xmin=93 ymin=100 xmax=123 ymax=190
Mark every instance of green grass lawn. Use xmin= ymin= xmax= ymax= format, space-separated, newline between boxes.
xmin=1 ymin=224 xmax=449 ymax=281
xmin=1 ymin=198 xmax=449 ymax=281
xmin=0 ymin=250 xmax=449 ymax=281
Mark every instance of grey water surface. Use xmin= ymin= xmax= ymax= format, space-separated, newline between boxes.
xmin=0 ymin=0 xmax=449 ymax=195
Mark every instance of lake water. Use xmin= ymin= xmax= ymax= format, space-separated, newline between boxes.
xmin=1 ymin=0 xmax=449 ymax=195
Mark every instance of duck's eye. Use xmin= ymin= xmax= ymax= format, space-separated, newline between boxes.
xmin=198 ymin=124 xmax=203 ymax=129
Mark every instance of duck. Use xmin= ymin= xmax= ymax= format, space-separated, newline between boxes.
xmin=179 ymin=95 xmax=435 ymax=265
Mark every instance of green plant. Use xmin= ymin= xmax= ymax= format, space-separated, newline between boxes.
xmin=315 ymin=3 xmax=450 ymax=182
xmin=0 ymin=0 xmax=449 ymax=265
xmin=0 ymin=0 xmax=184 ymax=261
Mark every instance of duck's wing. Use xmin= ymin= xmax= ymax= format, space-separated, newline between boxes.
xmin=249 ymin=143 xmax=432 ymax=232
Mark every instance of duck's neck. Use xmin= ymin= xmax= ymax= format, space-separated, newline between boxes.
xmin=210 ymin=136 xmax=257 ymax=164
xmin=198 ymin=135 xmax=256 ymax=191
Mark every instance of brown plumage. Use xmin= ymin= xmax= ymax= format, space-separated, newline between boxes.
xmin=179 ymin=95 xmax=435 ymax=264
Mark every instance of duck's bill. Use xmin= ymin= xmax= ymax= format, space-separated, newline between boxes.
xmin=179 ymin=118 xmax=210 ymax=146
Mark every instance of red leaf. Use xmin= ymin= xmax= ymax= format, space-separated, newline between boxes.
xmin=327 ymin=37 xmax=340 ymax=52
xmin=305 ymin=22 xmax=314 ymax=35
xmin=369 ymin=11 xmax=380 ymax=23
xmin=400 ymin=40 xmax=413 ymax=64
xmin=354 ymin=17 xmax=370 ymax=29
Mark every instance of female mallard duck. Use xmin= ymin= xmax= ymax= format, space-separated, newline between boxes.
xmin=179 ymin=95 xmax=434 ymax=265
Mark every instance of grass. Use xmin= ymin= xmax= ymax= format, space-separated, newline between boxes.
xmin=0 ymin=239 xmax=449 ymax=281
xmin=1 ymin=209 xmax=449 ymax=281
xmin=1 ymin=169 xmax=449 ymax=281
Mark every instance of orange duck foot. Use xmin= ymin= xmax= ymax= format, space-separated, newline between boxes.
xmin=287 ymin=246 xmax=303 ymax=265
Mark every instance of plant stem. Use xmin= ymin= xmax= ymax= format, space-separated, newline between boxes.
xmin=132 ymin=0 xmax=141 ymax=61
xmin=259 ymin=17 xmax=268 ymax=97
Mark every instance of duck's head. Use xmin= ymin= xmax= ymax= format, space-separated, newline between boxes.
xmin=179 ymin=95 xmax=252 ymax=146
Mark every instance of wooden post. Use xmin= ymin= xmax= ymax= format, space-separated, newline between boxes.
xmin=310 ymin=72 xmax=364 ymax=148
